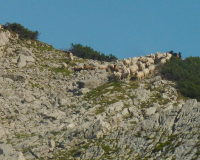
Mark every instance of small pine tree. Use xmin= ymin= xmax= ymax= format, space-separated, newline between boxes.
xmin=3 ymin=22 xmax=40 ymax=40
xmin=63 ymin=43 xmax=118 ymax=62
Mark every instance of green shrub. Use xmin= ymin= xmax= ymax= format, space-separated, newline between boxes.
xmin=161 ymin=56 xmax=200 ymax=101
xmin=63 ymin=43 xmax=118 ymax=62
xmin=3 ymin=22 xmax=40 ymax=40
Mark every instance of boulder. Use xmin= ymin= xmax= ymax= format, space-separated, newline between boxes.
xmin=0 ymin=31 xmax=10 ymax=47
xmin=45 ymin=109 xmax=66 ymax=120
xmin=145 ymin=107 xmax=157 ymax=116
xmin=48 ymin=140 xmax=55 ymax=151
xmin=0 ymin=89 xmax=15 ymax=98
xmin=61 ymin=62 xmax=67 ymax=69
xmin=164 ymin=104 xmax=173 ymax=111
xmin=78 ymin=88 xmax=90 ymax=95
xmin=0 ymin=127 xmax=6 ymax=139
xmin=0 ymin=143 xmax=26 ymax=160
xmin=81 ymin=146 xmax=104 ymax=159
xmin=5 ymin=48 xmax=14 ymax=56
xmin=25 ymin=56 xmax=35 ymax=63
xmin=17 ymin=54 xmax=27 ymax=68
xmin=107 ymin=101 xmax=124 ymax=113
xmin=78 ymin=78 xmax=100 ymax=89
xmin=3 ymin=74 xmax=26 ymax=82
xmin=17 ymin=54 xmax=35 ymax=68
xmin=15 ymin=136 xmax=39 ymax=150
xmin=31 ymin=145 xmax=49 ymax=158
xmin=122 ymin=108 xmax=129 ymax=116
xmin=67 ymin=123 xmax=76 ymax=129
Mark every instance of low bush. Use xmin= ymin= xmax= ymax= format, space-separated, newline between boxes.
xmin=3 ymin=22 xmax=40 ymax=40
xmin=161 ymin=56 xmax=200 ymax=101
xmin=63 ymin=43 xmax=118 ymax=62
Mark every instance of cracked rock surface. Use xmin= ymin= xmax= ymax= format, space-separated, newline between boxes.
xmin=0 ymin=29 xmax=199 ymax=160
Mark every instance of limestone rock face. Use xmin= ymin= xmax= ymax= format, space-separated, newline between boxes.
xmin=17 ymin=54 xmax=35 ymax=68
xmin=78 ymin=78 xmax=101 ymax=89
xmin=81 ymin=146 xmax=104 ymax=159
xmin=0 ymin=127 xmax=6 ymax=139
xmin=0 ymin=143 xmax=26 ymax=160
xmin=0 ymin=31 xmax=10 ymax=46
xmin=77 ymin=87 xmax=90 ymax=95
xmin=145 ymin=106 xmax=157 ymax=116
xmin=0 ymin=28 xmax=199 ymax=160
xmin=17 ymin=54 xmax=27 ymax=68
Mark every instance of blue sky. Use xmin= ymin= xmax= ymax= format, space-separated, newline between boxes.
xmin=1 ymin=1 xmax=200 ymax=59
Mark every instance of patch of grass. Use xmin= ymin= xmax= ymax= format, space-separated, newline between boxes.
xmin=102 ymin=145 xmax=113 ymax=153
xmin=123 ymin=113 xmax=132 ymax=119
xmin=152 ymin=141 xmax=170 ymax=152
xmin=82 ymin=81 xmax=139 ymax=118
xmin=84 ymin=81 xmax=121 ymax=101
xmin=95 ymin=106 xmax=105 ymax=115
xmin=15 ymin=133 xmax=36 ymax=139
xmin=168 ymin=134 xmax=178 ymax=141
xmin=22 ymin=146 xmax=34 ymax=154
xmin=129 ymin=121 xmax=137 ymax=125
xmin=100 ymin=144 xmax=120 ymax=159
xmin=59 ymin=58 xmax=86 ymax=65
xmin=6 ymin=115 xmax=15 ymax=120
xmin=122 ymin=103 xmax=131 ymax=109
xmin=52 ymin=151 xmax=69 ymax=160
xmin=84 ymin=81 xmax=138 ymax=104
xmin=29 ymin=82 xmax=42 ymax=89
xmin=177 ymin=91 xmax=190 ymax=101
xmin=152 ymin=134 xmax=179 ymax=154
xmin=112 ymin=81 xmax=121 ymax=87
xmin=145 ymin=84 xmax=151 ymax=89
xmin=140 ymin=92 xmax=171 ymax=109
xmin=52 ymin=142 xmax=89 ymax=159
xmin=173 ymin=102 xmax=179 ymax=106
xmin=50 ymin=67 xmax=71 ymax=76
xmin=135 ymin=131 xmax=141 ymax=137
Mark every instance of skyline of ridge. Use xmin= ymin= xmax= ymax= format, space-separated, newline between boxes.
xmin=1 ymin=1 xmax=200 ymax=59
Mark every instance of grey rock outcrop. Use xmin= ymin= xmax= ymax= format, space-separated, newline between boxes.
xmin=17 ymin=54 xmax=35 ymax=68
xmin=81 ymin=146 xmax=104 ymax=159
xmin=78 ymin=78 xmax=101 ymax=89
xmin=0 ymin=28 xmax=199 ymax=160
xmin=0 ymin=143 xmax=26 ymax=160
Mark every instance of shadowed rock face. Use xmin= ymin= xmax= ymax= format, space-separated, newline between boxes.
xmin=0 ymin=29 xmax=199 ymax=160
xmin=3 ymin=74 xmax=26 ymax=82
xmin=0 ymin=31 xmax=10 ymax=46
xmin=0 ymin=149 xmax=3 ymax=155
xmin=78 ymin=78 xmax=101 ymax=89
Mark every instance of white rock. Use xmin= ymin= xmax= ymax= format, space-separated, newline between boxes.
xmin=0 ymin=31 xmax=10 ymax=47
xmin=0 ymin=143 xmax=26 ymax=160
xmin=122 ymin=108 xmax=129 ymax=116
xmin=48 ymin=140 xmax=55 ymax=151
xmin=78 ymin=88 xmax=90 ymax=95
xmin=17 ymin=54 xmax=27 ymax=68
xmin=164 ymin=104 xmax=173 ymax=111
xmin=0 ymin=127 xmax=6 ymax=139
xmin=146 ymin=107 xmax=157 ymax=116
xmin=25 ymin=56 xmax=35 ymax=63
xmin=67 ymin=123 xmax=76 ymax=129
xmin=113 ymin=101 xmax=124 ymax=111
xmin=61 ymin=62 xmax=67 ymax=69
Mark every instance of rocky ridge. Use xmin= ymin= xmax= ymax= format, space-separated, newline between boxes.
xmin=0 ymin=26 xmax=199 ymax=160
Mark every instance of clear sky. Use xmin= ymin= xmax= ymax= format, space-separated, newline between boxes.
xmin=1 ymin=1 xmax=200 ymax=59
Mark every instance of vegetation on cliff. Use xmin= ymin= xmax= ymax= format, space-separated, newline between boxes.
xmin=63 ymin=43 xmax=118 ymax=62
xmin=3 ymin=22 xmax=40 ymax=40
xmin=161 ymin=56 xmax=200 ymax=101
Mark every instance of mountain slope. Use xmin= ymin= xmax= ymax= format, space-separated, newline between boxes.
xmin=0 ymin=25 xmax=199 ymax=160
